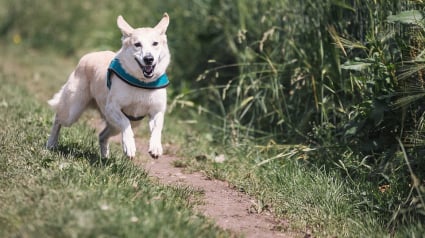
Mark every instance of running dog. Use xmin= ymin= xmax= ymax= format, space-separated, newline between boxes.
xmin=46 ymin=13 xmax=170 ymax=159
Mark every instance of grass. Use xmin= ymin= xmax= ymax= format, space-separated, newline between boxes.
xmin=0 ymin=46 xmax=230 ymax=238
xmin=172 ymin=116 xmax=425 ymax=237
xmin=2 ymin=0 xmax=425 ymax=236
xmin=166 ymin=1 xmax=425 ymax=236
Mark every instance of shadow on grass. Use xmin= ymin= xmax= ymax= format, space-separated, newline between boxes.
xmin=54 ymin=142 xmax=115 ymax=167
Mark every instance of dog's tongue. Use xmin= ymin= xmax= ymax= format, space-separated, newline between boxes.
xmin=144 ymin=65 xmax=153 ymax=73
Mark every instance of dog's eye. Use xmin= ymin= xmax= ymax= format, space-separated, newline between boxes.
xmin=152 ymin=42 xmax=159 ymax=46
xmin=134 ymin=42 xmax=142 ymax=47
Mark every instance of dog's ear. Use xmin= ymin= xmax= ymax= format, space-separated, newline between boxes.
xmin=154 ymin=13 xmax=169 ymax=35
xmin=117 ymin=15 xmax=134 ymax=38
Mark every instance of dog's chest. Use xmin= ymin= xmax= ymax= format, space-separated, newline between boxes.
xmin=119 ymin=88 xmax=167 ymax=118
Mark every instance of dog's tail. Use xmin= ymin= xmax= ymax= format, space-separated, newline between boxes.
xmin=48 ymin=92 xmax=61 ymax=111
xmin=48 ymin=82 xmax=67 ymax=111
xmin=48 ymin=90 xmax=61 ymax=109
xmin=47 ymin=71 xmax=78 ymax=112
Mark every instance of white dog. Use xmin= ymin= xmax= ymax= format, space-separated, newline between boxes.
xmin=46 ymin=13 xmax=170 ymax=159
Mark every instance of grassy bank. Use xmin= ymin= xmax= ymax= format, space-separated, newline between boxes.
xmin=171 ymin=1 xmax=425 ymax=236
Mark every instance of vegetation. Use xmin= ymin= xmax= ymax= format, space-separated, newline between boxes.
xmin=1 ymin=0 xmax=425 ymax=236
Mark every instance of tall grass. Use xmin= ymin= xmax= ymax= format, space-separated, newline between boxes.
xmin=180 ymin=0 xmax=425 ymax=232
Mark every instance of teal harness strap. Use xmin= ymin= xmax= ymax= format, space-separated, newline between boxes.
xmin=106 ymin=58 xmax=169 ymax=90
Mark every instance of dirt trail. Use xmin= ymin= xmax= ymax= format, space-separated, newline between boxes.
xmin=141 ymin=153 xmax=294 ymax=238
xmin=136 ymin=141 xmax=300 ymax=237
xmin=91 ymin=119 xmax=297 ymax=237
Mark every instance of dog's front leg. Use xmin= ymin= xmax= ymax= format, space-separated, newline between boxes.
xmin=105 ymin=102 xmax=136 ymax=158
xmin=148 ymin=111 xmax=164 ymax=158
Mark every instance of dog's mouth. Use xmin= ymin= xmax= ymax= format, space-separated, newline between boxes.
xmin=135 ymin=57 xmax=156 ymax=79
xmin=142 ymin=64 xmax=156 ymax=78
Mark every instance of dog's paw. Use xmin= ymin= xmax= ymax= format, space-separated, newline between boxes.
xmin=46 ymin=139 xmax=58 ymax=150
xmin=148 ymin=141 xmax=163 ymax=159
xmin=122 ymin=134 xmax=136 ymax=158
xmin=100 ymin=142 xmax=110 ymax=158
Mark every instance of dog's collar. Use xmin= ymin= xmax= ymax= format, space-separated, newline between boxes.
xmin=107 ymin=58 xmax=169 ymax=90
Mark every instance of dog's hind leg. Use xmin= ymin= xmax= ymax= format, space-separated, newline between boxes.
xmin=46 ymin=114 xmax=62 ymax=149
xmin=46 ymin=71 xmax=92 ymax=149
xmin=99 ymin=123 xmax=119 ymax=158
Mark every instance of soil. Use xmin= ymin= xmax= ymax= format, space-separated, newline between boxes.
xmin=140 ymin=152 xmax=297 ymax=238
xmin=90 ymin=119 xmax=299 ymax=237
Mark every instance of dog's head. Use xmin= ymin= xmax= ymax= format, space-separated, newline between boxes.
xmin=117 ymin=13 xmax=170 ymax=81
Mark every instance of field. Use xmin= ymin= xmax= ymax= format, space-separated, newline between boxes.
xmin=1 ymin=0 xmax=425 ymax=237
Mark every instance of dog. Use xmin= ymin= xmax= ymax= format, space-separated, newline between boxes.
xmin=46 ymin=13 xmax=170 ymax=159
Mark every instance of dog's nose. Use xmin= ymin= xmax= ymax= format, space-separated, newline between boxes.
xmin=143 ymin=55 xmax=154 ymax=65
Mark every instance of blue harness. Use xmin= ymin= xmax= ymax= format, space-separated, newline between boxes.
xmin=106 ymin=58 xmax=169 ymax=121
xmin=106 ymin=58 xmax=169 ymax=90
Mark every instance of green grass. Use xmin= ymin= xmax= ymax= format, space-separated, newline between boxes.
xmin=2 ymin=0 xmax=425 ymax=236
xmin=172 ymin=117 xmax=425 ymax=237
xmin=163 ymin=1 xmax=425 ymax=236
xmin=0 ymin=50 xmax=230 ymax=238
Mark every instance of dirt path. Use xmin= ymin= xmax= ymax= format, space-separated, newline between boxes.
xmin=136 ymin=140 xmax=299 ymax=237
xmin=140 ymin=152 xmax=295 ymax=238
xmin=91 ymin=119 xmax=297 ymax=237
